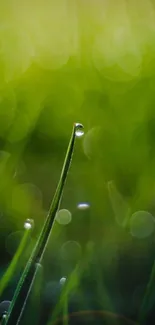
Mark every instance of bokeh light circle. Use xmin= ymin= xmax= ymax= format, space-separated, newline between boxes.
xmin=56 ymin=209 xmax=72 ymax=225
xmin=130 ymin=211 xmax=155 ymax=239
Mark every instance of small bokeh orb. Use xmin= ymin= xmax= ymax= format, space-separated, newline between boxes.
xmin=130 ymin=211 xmax=155 ymax=239
xmin=56 ymin=209 xmax=72 ymax=225
xmin=77 ymin=203 xmax=90 ymax=210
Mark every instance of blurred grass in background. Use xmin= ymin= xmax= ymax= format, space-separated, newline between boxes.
xmin=1 ymin=0 xmax=155 ymax=323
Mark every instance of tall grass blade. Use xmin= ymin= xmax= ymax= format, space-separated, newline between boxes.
xmin=4 ymin=123 xmax=82 ymax=325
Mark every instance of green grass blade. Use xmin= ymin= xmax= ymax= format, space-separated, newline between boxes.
xmin=0 ymin=226 xmax=32 ymax=296
xmin=4 ymin=123 xmax=83 ymax=325
xmin=49 ymin=264 xmax=80 ymax=325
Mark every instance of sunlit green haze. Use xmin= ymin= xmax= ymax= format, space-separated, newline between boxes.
xmin=1 ymin=0 xmax=155 ymax=324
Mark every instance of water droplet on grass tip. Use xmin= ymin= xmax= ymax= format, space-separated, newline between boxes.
xmin=2 ymin=313 xmax=7 ymax=321
xmin=75 ymin=123 xmax=84 ymax=137
xmin=0 ymin=301 xmax=11 ymax=318
xmin=24 ymin=219 xmax=34 ymax=230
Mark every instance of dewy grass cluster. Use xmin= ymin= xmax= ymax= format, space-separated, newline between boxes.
xmin=1 ymin=123 xmax=155 ymax=325
xmin=1 ymin=123 xmax=84 ymax=325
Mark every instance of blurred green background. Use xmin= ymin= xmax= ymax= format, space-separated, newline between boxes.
xmin=1 ymin=0 xmax=155 ymax=324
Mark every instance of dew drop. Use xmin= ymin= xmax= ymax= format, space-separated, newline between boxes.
xmin=0 ymin=301 xmax=11 ymax=318
xmin=2 ymin=313 xmax=7 ymax=321
xmin=130 ymin=211 xmax=155 ymax=239
xmin=75 ymin=123 xmax=84 ymax=137
xmin=35 ymin=262 xmax=42 ymax=269
xmin=60 ymin=277 xmax=67 ymax=286
xmin=77 ymin=202 xmax=90 ymax=210
xmin=56 ymin=209 xmax=72 ymax=225
xmin=24 ymin=219 xmax=34 ymax=230
xmin=35 ymin=262 xmax=42 ymax=275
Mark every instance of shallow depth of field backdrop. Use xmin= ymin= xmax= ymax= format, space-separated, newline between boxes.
xmin=1 ymin=0 xmax=155 ymax=324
